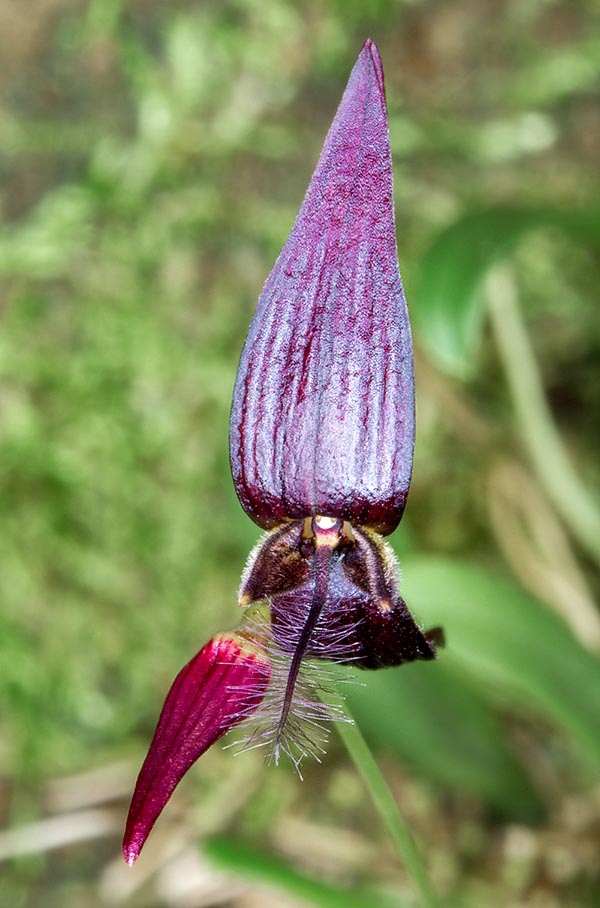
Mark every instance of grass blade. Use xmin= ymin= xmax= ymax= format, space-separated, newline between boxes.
xmin=203 ymin=834 xmax=401 ymax=908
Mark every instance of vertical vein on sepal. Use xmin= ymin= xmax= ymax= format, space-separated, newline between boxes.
xmin=230 ymin=40 xmax=414 ymax=534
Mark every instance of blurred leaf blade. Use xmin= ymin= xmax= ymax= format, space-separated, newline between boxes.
xmin=346 ymin=660 xmax=542 ymax=820
xmin=402 ymin=556 xmax=600 ymax=774
xmin=414 ymin=206 xmax=600 ymax=376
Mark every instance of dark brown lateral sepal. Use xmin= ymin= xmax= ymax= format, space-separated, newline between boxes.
xmin=242 ymin=519 xmax=440 ymax=669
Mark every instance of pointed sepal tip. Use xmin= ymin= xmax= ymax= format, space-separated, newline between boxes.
xmin=122 ymin=633 xmax=270 ymax=865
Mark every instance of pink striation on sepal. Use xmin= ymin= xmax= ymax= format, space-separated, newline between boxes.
xmin=122 ymin=635 xmax=270 ymax=865
xmin=230 ymin=39 xmax=414 ymax=536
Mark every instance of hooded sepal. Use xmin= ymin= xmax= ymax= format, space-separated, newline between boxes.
xmin=122 ymin=629 xmax=270 ymax=865
xmin=230 ymin=39 xmax=414 ymax=535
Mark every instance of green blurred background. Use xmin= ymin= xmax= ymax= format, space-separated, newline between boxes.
xmin=1 ymin=1 xmax=599 ymax=906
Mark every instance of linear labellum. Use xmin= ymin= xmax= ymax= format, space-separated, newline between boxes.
xmin=122 ymin=38 xmax=441 ymax=866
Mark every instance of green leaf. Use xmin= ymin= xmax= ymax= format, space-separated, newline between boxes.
xmin=414 ymin=207 xmax=600 ymax=377
xmin=203 ymin=835 xmax=401 ymax=908
xmin=346 ymin=659 xmax=542 ymax=820
xmin=401 ymin=556 xmax=600 ymax=774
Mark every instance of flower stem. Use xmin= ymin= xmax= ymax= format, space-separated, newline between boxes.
xmin=331 ymin=690 xmax=438 ymax=908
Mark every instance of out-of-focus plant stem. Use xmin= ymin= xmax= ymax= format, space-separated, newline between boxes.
xmin=333 ymin=692 xmax=438 ymax=908
xmin=486 ymin=265 xmax=600 ymax=565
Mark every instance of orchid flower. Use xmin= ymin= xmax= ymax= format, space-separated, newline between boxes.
xmin=122 ymin=38 xmax=441 ymax=866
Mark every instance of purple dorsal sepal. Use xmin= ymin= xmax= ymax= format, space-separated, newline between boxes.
xmin=230 ymin=39 xmax=414 ymax=535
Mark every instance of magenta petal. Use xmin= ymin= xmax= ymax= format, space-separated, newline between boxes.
xmin=122 ymin=635 xmax=270 ymax=865
xmin=230 ymin=39 xmax=414 ymax=535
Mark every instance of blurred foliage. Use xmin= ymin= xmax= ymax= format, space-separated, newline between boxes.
xmin=1 ymin=0 xmax=599 ymax=906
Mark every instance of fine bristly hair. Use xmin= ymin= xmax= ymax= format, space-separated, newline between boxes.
xmin=224 ymin=599 xmax=362 ymax=775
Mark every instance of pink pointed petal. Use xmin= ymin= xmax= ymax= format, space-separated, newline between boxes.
xmin=230 ymin=39 xmax=414 ymax=535
xmin=122 ymin=635 xmax=270 ymax=865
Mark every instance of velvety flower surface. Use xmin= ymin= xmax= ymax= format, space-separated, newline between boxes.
xmin=230 ymin=38 xmax=414 ymax=536
xmin=122 ymin=39 xmax=441 ymax=867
